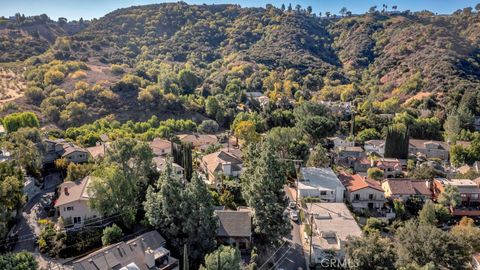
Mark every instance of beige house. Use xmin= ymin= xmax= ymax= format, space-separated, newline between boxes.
xmin=177 ymin=134 xmax=218 ymax=150
xmin=55 ymin=176 xmax=98 ymax=227
xmin=86 ymin=144 xmax=107 ymax=160
xmin=382 ymin=179 xmax=431 ymax=201
xmin=149 ymin=138 xmax=172 ymax=156
xmin=201 ymin=150 xmax=242 ymax=186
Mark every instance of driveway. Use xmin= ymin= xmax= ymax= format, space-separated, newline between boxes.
xmin=12 ymin=173 xmax=61 ymax=252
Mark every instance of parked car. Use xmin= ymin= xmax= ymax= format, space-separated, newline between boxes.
xmin=289 ymin=201 xmax=296 ymax=209
xmin=290 ymin=210 xmax=299 ymax=222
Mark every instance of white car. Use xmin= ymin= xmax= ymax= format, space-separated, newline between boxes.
xmin=290 ymin=210 xmax=299 ymax=222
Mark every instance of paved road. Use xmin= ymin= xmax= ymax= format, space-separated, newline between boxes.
xmin=12 ymin=173 xmax=61 ymax=252
xmin=271 ymin=186 xmax=307 ymax=270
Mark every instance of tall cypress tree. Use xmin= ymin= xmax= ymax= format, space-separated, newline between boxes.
xmin=384 ymin=125 xmax=409 ymax=159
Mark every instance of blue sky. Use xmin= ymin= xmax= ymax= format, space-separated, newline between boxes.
xmin=1 ymin=0 xmax=478 ymax=20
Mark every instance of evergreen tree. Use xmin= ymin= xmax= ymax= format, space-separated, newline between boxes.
xmin=384 ymin=125 xmax=409 ymax=159
xmin=241 ymin=141 xmax=291 ymax=248
xmin=144 ymin=164 xmax=216 ymax=267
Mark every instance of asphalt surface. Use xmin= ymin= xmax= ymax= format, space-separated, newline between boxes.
xmin=270 ymin=187 xmax=307 ymax=270
xmin=12 ymin=173 xmax=61 ymax=252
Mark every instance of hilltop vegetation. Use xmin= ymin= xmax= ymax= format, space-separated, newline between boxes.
xmin=0 ymin=3 xmax=479 ymax=134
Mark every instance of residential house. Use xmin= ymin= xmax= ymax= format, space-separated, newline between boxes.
xmin=55 ymin=176 xmax=98 ymax=227
xmin=338 ymin=172 xmax=386 ymax=211
xmin=307 ymin=203 xmax=362 ymax=261
xmin=381 ymin=179 xmax=432 ymax=201
xmin=353 ymin=156 xmax=371 ymax=173
xmin=153 ymin=157 xmax=184 ymax=179
xmin=364 ymin=140 xmax=385 ymax=156
xmin=319 ymin=101 xmax=352 ymax=116
xmin=43 ymin=139 xmax=89 ymax=164
xmin=298 ymin=167 xmax=345 ymax=202
xmin=408 ymin=139 xmax=450 ymax=160
xmin=201 ymin=150 xmax=242 ymax=186
xmin=215 ymin=209 xmax=252 ymax=252
xmin=375 ymin=158 xmax=402 ymax=178
xmin=72 ymin=231 xmax=178 ymax=270
xmin=336 ymin=146 xmax=365 ymax=168
xmin=86 ymin=144 xmax=107 ymax=160
xmin=177 ymin=134 xmax=218 ymax=150
xmin=149 ymin=138 xmax=172 ymax=157
xmin=433 ymin=178 xmax=480 ymax=208
xmin=326 ymin=136 xmax=354 ymax=149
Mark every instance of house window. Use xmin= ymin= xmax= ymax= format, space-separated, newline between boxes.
xmin=472 ymin=194 xmax=479 ymax=199
xmin=461 ymin=194 xmax=467 ymax=198
xmin=320 ymin=191 xmax=327 ymax=195
xmin=369 ymin=194 xmax=374 ymax=200
xmin=73 ymin=217 xmax=82 ymax=224
xmin=66 ymin=206 xmax=74 ymax=211
xmin=354 ymin=194 xmax=360 ymax=200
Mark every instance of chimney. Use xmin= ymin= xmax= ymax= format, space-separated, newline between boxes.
xmin=64 ymin=187 xmax=69 ymax=196
xmin=145 ymin=248 xmax=155 ymax=268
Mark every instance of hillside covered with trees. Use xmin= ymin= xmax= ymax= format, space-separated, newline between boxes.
xmin=1 ymin=2 xmax=480 ymax=135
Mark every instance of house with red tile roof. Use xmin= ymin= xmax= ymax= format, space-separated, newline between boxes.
xmin=339 ymin=172 xmax=386 ymax=211
xmin=375 ymin=158 xmax=402 ymax=178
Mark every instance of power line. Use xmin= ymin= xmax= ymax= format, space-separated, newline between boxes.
xmin=257 ymin=239 xmax=288 ymax=270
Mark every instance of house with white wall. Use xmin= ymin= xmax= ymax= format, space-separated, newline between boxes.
xmin=55 ymin=176 xmax=98 ymax=227
xmin=298 ymin=167 xmax=345 ymax=202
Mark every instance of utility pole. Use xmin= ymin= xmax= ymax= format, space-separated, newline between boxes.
xmin=309 ymin=211 xmax=314 ymax=267
xmin=226 ymin=130 xmax=231 ymax=152
xmin=294 ymin=159 xmax=302 ymax=206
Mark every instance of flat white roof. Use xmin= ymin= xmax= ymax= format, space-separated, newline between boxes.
xmin=307 ymin=203 xmax=362 ymax=251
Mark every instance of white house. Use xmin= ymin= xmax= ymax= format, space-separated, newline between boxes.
xmin=364 ymin=140 xmax=385 ymax=156
xmin=338 ymin=172 xmax=386 ymax=211
xmin=307 ymin=203 xmax=362 ymax=261
xmin=298 ymin=167 xmax=345 ymax=202
xmin=201 ymin=150 xmax=242 ymax=186
xmin=153 ymin=157 xmax=184 ymax=179
xmin=55 ymin=176 xmax=98 ymax=227
xmin=327 ymin=136 xmax=354 ymax=148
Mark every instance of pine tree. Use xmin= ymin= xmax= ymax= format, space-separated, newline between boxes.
xmin=241 ymin=141 xmax=291 ymax=248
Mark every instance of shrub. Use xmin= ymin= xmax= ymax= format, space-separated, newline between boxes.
xmin=111 ymin=64 xmax=125 ymax=75
xmin=197 ymin=120 xmax=219 ymax=134
xmin=101 ymin=224 xmax=123 ymax=246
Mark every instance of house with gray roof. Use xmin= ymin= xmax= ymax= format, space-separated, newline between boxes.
xmin=72 ymin=231 xmax=178 ymax=270
xmin=298 ymin=167 xmax=345 ymax=202
xmin=214 ymin=209 xmax=252 ymax=252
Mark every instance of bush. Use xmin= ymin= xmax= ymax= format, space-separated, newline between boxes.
xmin=197 ymin=120 xmax=219 ymax=134
xmin=24 ymin=86 xmax=45 ymax=105
xmin=44 ymin=69 xmax=65 ymax=85
xmin=2 ymin=112 xmax=39 ymax=133
xmin=111 ymin=64 xmax=125 ymax=75
xmin=101 ymin=224 xmax=123 ymax=246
